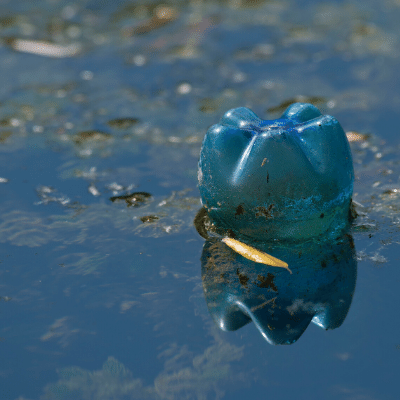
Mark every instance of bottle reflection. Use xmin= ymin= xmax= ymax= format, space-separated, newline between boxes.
xmin=196 ymin=210 xmax=357 ymax=345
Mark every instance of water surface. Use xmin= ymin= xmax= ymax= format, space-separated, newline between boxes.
xmin=1 ymin=0 xmax=400 ymax=399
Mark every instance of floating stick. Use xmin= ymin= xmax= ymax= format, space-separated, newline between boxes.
xmin=222 ymin=237 xmax=292 ymax=274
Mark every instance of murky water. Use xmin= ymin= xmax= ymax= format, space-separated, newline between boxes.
xmin=1 ymin=0 xmax=400 ymax=399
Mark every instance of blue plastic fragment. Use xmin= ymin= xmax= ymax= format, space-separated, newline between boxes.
xmin=198 ymin=103 xmax=354 ymax=241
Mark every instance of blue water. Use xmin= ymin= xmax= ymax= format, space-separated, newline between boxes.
xmin=1 ymin=0 xmax=400 ymax=399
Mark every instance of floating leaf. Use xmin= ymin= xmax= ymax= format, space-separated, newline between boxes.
xmin=222 ymin=237 xmax=292 ymax=273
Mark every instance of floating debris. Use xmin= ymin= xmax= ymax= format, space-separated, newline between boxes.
xmin=110 ymin=192 xmax=152 ymax=207
xmin=0 ymin=131 xmax=12 ymax=143
xmin=0 ymin=118 xmax=16 ymax=127
xmin=72 ymin=130 xmax=112 ymax=144
xmin=198 ymin=97 xmax=220 ymax=113
xmin=267 ymin=96 xmax=326 ymax=114
xmin=140 ymin=215 xmax=159 ymax=223
xmin=222 ymin=237 xmax=291 ymax=273
xmin=346 ymin=131 xmax=370 ymax=142
xmin=194 ymin=207 xmax=211 ymax=239
xmin=381 ymin=188 xmax=400 ymax=198
xmin=107 ymin=118 xmax=140 ymax=129
xmin=124 ymin=5 xmax=178 ymax=36
xmin=0 ymin=177 xmax=9 ymax=183
xmin=6 ymin=38 xmax=82 ymax=58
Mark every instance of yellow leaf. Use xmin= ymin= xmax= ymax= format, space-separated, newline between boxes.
xmin=222 ymin=237 xmax=292 ymax=274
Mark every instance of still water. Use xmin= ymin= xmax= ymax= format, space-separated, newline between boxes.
xmin=1 ymin=0 xmax=400 ymax=399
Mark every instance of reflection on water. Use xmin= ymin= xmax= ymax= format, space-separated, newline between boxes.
xmin=40 ymin=338 xmax=244 ymax=400
xmin=197 ymin=209 xmax=357 ymax=345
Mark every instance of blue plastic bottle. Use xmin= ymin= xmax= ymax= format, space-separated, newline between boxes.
xmin=198 ymin=103 xmax=354 ymax=241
